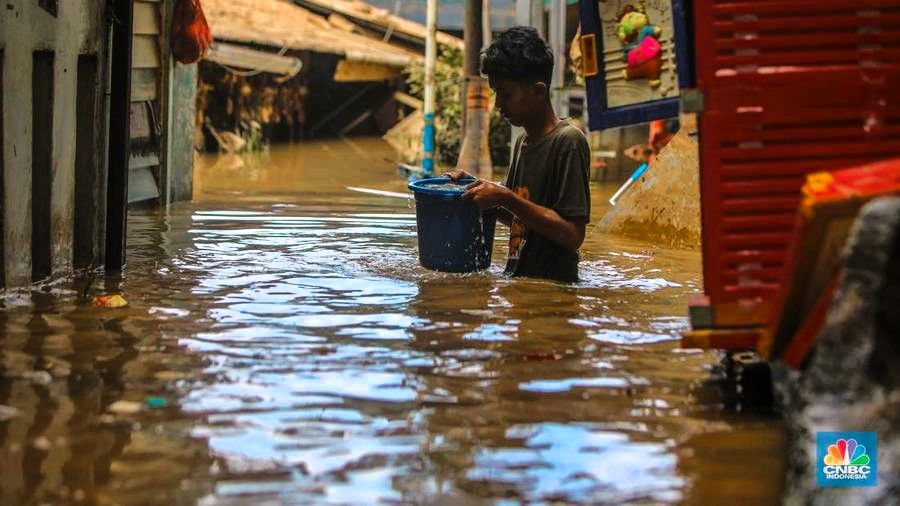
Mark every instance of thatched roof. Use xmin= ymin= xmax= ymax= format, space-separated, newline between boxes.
xmin=295 ymin=0 xmax=464 ymax=50
xmin=204 ymin=0 xmax=422 ymax=68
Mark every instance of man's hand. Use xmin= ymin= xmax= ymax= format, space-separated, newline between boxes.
xmin=442 ymin=169 xmax=475 ymax=182
xmin=461 ymin=179 xmax=511 ymax=210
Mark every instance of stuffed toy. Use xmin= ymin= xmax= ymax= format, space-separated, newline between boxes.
xmin=616 ymin=3 xmax=663 ymax=87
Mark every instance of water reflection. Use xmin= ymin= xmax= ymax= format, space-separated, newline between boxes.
xmin=0 ymin=215 xmax=214 ymax=505
xmin=406 ymin=278 xmax=686 ymax=503
xmin=0 ymin=138 xmax=784 ymax=504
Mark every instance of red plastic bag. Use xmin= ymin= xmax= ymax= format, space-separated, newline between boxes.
xmin=172 ymin=0 xmax=212 ymax=64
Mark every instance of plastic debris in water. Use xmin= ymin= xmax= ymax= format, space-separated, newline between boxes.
xmin=107 ymin=400 xmax=143 ymax=415
xmin=144 ymin=396 xmax=168 ymax=409
xmin=6 ymin=370 xmax=54 ymax=386
xmin=94 ymin=294 xmax=128 ymax=308
xmin=32 ymin=436 xmax=52 ymax=451
xmin=0 ymin=404 xmax=21 ymax=421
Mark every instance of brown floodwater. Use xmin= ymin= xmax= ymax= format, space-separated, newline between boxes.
xmin=1 ymin=138 xmax=785 ymax=504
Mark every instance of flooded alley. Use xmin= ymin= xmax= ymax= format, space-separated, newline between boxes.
xmin=1 ymin=139 xmax=785 ymax=504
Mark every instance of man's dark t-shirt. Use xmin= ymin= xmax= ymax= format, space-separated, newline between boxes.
xmin=503 ymin=119 xmax=591 ymax=282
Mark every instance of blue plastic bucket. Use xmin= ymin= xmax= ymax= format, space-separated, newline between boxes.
xmin=408 ymin=177 xmax=497 ymax=273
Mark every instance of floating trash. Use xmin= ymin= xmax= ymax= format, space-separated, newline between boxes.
xmin=32 ymin=436 xmax=52 ymax=451
xmin=0 ymin=404 xmax=21 ymax=421
xmin=107 ymin=400 xmax=143 ymax=415
xmin=94 ymin=294 xmax=128 ymax=308
xmin=144 ymin=396 xmax=169 ymax=409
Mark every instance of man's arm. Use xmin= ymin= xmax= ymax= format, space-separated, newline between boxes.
xmin=462 ymin=180 xmax=586 ymax=250
xmin=446 ymin=170 xmax=516 ymax=227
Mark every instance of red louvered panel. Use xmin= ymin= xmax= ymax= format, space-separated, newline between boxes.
xmin=720 ymin=158 xmax=888 ymax=177
xmin=722 ymin=215 xmax=796 ymax=232
xmin=714 ymin=13 xmax=900 ymax=34
xmin=721 ymin=180 xmax=803 ymax=195
xmin=722 ymin=251 xmax=787 ymax=265
xmin=695 ymin=0 xmax=900 ymax=326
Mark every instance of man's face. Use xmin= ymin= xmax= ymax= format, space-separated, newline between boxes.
xmin=488 ymin=77 xmax=544 ymax=127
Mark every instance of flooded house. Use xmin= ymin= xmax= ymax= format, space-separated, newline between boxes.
xmin=1 ymin=0 xmax=201 ymax=287
xmin=198 ymin=0 xmax=462 ymax=150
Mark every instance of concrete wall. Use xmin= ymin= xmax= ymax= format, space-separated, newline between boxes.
xmin=1 ymin=1 xmax=109 ymax=287
xmin=596 ymin=128 xmax=702 ymax=248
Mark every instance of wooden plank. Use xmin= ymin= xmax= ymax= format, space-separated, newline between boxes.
xmin=131 ymin=68 xmax=159 ymax=101
xmin=129 ymin=102 xmax=151 ymax=140
xmin=205 ymin=43 xmax=303 ymax=77
xmin=393 ymin=91 xmax=422 ymax=109
xmin=132 ymin=35 xmax=160 ymax=69
xmin=133 ymin=2 xmax=161 ymax=35
xmin=128 ymin=166 xmax=160 ymax=203
xmin=333 ymin=59 xmax=401 ymax=82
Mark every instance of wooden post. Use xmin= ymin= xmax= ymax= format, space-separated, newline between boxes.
xmin=510 ymin=0 xmax=545 ymax=163
xmin=457 ymin=0 xmax=492 ymax=177
xmin=549 ymin=0 xmax=567 ymax=116
xmin=463 ymin=0 xmax=483 ymax=78
xmin=482 ymin=0 xmax=492 ymax=48
xmin=104 ymin=0 xmax=134 ymax=271
xmin=515 ymin=0 xmax=545 ymax=38
xmin=422 ymin=0 xmax=438 ymax=176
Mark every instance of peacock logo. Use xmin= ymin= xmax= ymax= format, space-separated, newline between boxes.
xmin=818 ymin=433 xmax=877 ymax=486
xmin=823 ymin=438 xmax=870 ymax=466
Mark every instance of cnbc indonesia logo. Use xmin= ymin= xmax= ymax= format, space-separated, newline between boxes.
xmin=823 ymin=438 xmax=870 ymax=477
xmin=819 ymin=434 xmax=877 ymax=486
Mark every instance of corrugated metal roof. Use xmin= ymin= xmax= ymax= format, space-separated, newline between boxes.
xmin=204 ymin=0 xmax=423 ymax=68
xmin=294 ymin=0 xmax=465 ymax=49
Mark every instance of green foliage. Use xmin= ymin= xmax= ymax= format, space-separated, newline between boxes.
xmin=406 ymin=48 xmax=510 ymax=169
xmin=243 ymin=121 xmax=266 ymax=153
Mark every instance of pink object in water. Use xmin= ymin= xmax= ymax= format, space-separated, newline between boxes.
xmin=627 ymin=37 xmax=661 ymax=67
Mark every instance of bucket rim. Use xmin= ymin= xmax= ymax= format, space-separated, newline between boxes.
xmin=408 ymin=177 xmax=475 ymax=196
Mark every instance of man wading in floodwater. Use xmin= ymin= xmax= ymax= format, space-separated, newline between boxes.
xmin=445 ymin=26 xmax=591 ymax=283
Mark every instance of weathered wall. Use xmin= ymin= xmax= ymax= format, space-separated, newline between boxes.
xmin=165 ymin=61 xmax=197 ymax=203
xmin=596 ymin=128 xmax=701 ymax=248
xmin=1 ymin=1 xmax=108 ymax=286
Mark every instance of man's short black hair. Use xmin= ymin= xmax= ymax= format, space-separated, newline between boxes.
xmin=480 ymin=26 xmax=554 ymax=87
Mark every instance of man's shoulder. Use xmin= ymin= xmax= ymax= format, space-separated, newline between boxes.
xmin=553 ymin=121 xmax=589 ymax=147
